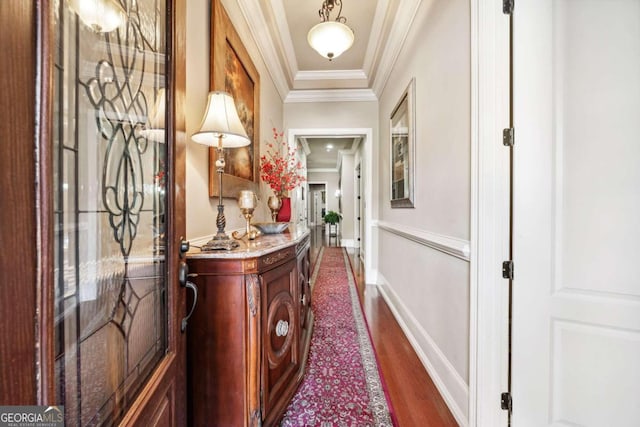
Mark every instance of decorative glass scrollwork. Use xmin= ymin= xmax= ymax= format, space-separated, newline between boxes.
xmin=81 ymin=3 xmax=152 ymax=258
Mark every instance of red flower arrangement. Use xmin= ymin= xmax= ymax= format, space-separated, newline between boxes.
xmin=260 ymin=128 xmax=305 ymax=197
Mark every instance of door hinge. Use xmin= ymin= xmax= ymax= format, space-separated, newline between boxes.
xmin=503 ymin=0 xmax=514 ymax=15
xmin=503 ymin=127 xmax=515 ymax=147
xmin=502 ymin=260 xmax=514 ymax=280
xmin=501 ymin=392 xmax=513 ymax=412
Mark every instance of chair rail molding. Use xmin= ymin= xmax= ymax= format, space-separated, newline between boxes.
xmin=374 ymin=220 xmax=470 ymax=261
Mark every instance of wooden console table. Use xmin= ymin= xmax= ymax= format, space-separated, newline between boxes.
xmin=186 ymin=227 xmax=313 ymax=426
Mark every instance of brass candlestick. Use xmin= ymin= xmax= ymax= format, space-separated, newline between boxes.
xmin=233 ymin=191 xmax=259 ymax=240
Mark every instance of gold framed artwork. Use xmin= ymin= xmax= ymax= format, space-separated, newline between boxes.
xmin=209 ymin=0 xmax=260 ymax=198
xmin=389 ymin=78 xmax=415 ymax=208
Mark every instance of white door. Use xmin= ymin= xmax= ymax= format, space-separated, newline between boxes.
xmin=512 ymin=1 xmax=640 ymax=426
xmin=313 ymin=191 xmax=320 ymax=225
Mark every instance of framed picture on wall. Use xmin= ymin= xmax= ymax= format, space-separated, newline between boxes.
xmin=208 ymin=0 xmax=261 ymax=198
xmin=390 ymin=78 xmax=415 ymax=208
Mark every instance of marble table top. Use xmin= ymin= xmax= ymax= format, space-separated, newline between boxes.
xmin=186 ymin=224 xmax=310 ymax=259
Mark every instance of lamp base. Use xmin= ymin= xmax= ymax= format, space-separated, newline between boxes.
xmin=202 ymin=237 xmax=240 ymax=251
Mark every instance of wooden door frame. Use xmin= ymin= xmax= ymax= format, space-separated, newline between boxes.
xmin=0 ymin=1 xmax=39 ymax=404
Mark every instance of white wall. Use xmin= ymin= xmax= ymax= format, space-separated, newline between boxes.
xmin=375 ymin=0 xmax=471 ymax=424
xmin=186 ymin=0 xmax=283 ymax=241
xmin=284 ymin=101 xmax=378 ymax=133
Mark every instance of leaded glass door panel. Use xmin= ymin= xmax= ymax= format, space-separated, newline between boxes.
xmin=51 ymin=0 xmax=186 ymax=425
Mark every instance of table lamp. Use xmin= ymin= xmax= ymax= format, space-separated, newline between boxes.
xmin=192 ymin=91 xmax=250 ymax=250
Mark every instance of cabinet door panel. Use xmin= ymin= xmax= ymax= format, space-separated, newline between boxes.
xmin=260 ymin=259 xmax=299 ymax=419
xmin=298 ymin=246 xmax=311 ymax=331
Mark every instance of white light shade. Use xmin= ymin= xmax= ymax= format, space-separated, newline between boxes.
xmin=140 ymin=88 xmax=165 ymax=142
xmin=192 ymin=91 xmax=250 ymax=148
xmin=307 ymin=21 xmax=354 ymax=60
xmin=67 ymin=0 xmax=126 ymax=33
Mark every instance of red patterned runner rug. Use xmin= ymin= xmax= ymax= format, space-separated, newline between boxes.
xmin=281 ymin=247 xmax=397 ymax=426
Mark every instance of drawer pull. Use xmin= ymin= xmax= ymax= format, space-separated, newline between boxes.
xmin=275 ymin=320 xmax=289 ymax=337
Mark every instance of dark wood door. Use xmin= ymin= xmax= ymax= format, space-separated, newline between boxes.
xmin=0 ymin=1 xmax=188 ymax=425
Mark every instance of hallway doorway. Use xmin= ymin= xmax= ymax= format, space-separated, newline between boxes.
xmin=288 ymin=128 xmax=376 ymax=282
xmin=308 ymin=183 xmax=327 ymax=227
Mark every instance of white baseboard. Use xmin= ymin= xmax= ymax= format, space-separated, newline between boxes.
xmin=376 ymin=275 xmax=469 ymax=426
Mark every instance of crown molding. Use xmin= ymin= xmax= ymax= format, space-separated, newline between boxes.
xmin=298 ymin=137 xmax=311 ymax=155
xmin=294 ymin=69 xmax=368 ymax=81
xmin=284 ymin=88 xmax=378 ymax=103
xmin=236 ymin=0 xmax=291 ymax=100
xmin=350 ymin=136 xmax=362 ymax=152
xmin=372 ymin=0 xmax=423 ymax=97
xmin=270 ymin=0 xmax=299 ymax=79
xmin=362 ymin=0 xmax=390 ymax=77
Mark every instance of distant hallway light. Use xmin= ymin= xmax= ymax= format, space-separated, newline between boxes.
xmin=307 ymin=0 xmax=354 ymax=61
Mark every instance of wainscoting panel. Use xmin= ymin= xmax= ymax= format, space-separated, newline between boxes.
xmin=377 ymin=276 xmax=469 ymax=426
xmin=375 ymin=223 xmax=471 ymax=426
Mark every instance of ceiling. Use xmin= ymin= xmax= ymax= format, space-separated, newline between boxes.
xmin=300 ymin=137 xmax=360 ymax=170
xmin=238 ymin=0 xmax=417 ymax=99
xmin=258 ymin=0 xmax=399 ymax=90
xmin=235 ymin=0 xmax=418 ymax=168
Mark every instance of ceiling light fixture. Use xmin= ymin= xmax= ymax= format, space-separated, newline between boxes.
xmin=67 ymin=0 xmax=126 ymax=33
xmin=307 ymin=0 xmax=354 ymax=61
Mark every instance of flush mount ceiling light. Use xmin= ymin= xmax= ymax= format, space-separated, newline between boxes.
xmin=307 ymin=0 xmax=354 ymax=61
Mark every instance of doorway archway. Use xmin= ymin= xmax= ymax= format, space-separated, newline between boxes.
xmin=288 ymin=128 xmax=376 ymax=283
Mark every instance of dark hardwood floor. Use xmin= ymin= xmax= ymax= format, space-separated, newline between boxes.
xmin=309 ymin=226 xmax=459 ymax=426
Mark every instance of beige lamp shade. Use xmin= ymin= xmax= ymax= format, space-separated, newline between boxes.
xmin=307 ymin=21 xmax=354 ymax=60
xmin=140 ymin=88 xmax=165 ymax=142
xmin=67 ymin=0 xmax=126 ymax=33
xmin=192 ymin=91 xmax=250 ymax=148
